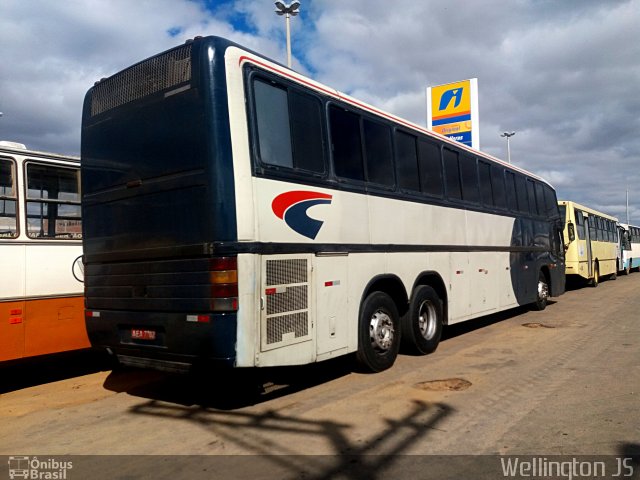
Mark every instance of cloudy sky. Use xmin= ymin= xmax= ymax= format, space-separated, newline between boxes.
xmin=1 ymin=0 xmax=639 ymax=221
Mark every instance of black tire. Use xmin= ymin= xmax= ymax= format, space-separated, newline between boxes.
xmin=401 ymin=285 xmax=443 ymax=355
xmin=532 ymin=271 xmax=549 ymax=311
xmin=590 ymin=264 xmax=599 ymax=287
xmin=356 ymin=291 xmax=401 ymax=373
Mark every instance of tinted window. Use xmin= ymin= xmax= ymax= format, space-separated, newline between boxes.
xmin=543 ymin=185 xmax=559 ymax=218
xmin=460 ymin=155 xmax=480 ymax=204
xmin=330 ymin=106 xmax=364 ymax=181
xmin=26 ymin=163 xmax=82 ymax=239
xmin=534 ymin=183 xmax=546 ymax=217
xmin=395 ymin=131 xmax=420 ymax=191
xmin=515 ymin=175 xmax=529 ymax=213
xmin=289 ymin=89 xmax=325 ymax=172
xmin=526 ymin=179 xmax=537 ymax=215
xmin=254 ymin=80 xmax=292 ymax=168
xmin=417 ymin=140 xmax=443 ymax=196
xmin=363 ymin=119 xmax=394 ymax=186
xmin=505 ymin=171 xmax=517 ymax=211
xmin=491 ymin=167 xmax=507 ymax=209
xmin=0 ymin=158 xmax=18 ymax=238
xmin=443 ymin=148 xmax=462 ymax=200
xmin=478 ymin=161 xmax=493 ymax=207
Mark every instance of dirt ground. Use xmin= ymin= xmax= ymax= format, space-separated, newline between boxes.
xmin=1 ymin=274 xmax=639 ymax=478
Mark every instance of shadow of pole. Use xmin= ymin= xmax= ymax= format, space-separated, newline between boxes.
xmin=128 ymin=398 xmax=453 ymax=478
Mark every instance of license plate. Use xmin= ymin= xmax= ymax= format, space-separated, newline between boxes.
xmin=131 ymin=328 xmax=156 ymax=341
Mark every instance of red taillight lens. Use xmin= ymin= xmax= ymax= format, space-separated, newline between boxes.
xmin=210 ymin=256 xmax=238 ymax=312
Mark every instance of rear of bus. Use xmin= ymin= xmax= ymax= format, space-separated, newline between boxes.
xmin=81 ymin=37 xmax=240 ymax=372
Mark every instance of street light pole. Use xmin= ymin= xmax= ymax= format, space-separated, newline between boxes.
xmin=275 ymin=1 xmax=300 ymax=69
xmin=500 ymin=131 xmax=516 ymax=164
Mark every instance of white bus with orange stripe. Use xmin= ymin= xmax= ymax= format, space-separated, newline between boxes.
xmin=0 ymin=141 xmax=89 ymax=362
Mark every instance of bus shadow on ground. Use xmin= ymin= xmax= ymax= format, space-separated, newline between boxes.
xmin=103 ymin=355 xmax=356 ymax=410
xmin=0 ymin=349 xmax=112 ymax=394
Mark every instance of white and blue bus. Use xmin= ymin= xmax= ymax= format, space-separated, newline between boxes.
xmin=81 ymin=36 xmax=565 ymax=373
xmin=618 ymin=223 xmax=640 ymax=275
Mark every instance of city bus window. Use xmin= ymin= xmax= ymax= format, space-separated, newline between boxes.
xmin=394 ymin=130 xmax=420 ymax=192
xmin=575 ymin=210 xmax=585 ymax=239
xmin=26 ymin=163 xmax=82 ymax=239
xmin=363 ymin=118 xmax=394 ymax=186
xmin=0 ymin=158 xmax=18 ymax=238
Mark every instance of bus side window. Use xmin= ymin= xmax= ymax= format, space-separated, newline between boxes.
xmin=515 ymin=175 xmax=529 ymax=214
xmin=363 ymin=118 xmax=394 ymax=187
xmin=253 ymin=80 xmax=294 ymax=168
xmin=460 ymin=155 xmax=480 ymax=204
xmin=0 ymin=158 xmax=18 ymax=238
xmin=417 ymin=140 xmax=443 ymax=197
xmin=575 ymin=210 xmax=585 ymax=239
xmin=443 ymin=148 xmax=462 ymax=201
xmin=491 ymin=166 xmax=507 ymax=209
xmin=329 ymin=105 xmax=364 ymax=181
xmin=26 ymin=163 xmax=82 ymax=239
xmin=394 ymin=130 xmax=420 ymax=192
xmin=478 ymin=161 xmax=493 ymax=207
xmin=505 ymin=171 xmax=517 ymax=212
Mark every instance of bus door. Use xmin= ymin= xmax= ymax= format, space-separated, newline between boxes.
xmin=584 ymin=214 xmax=593 ymax=277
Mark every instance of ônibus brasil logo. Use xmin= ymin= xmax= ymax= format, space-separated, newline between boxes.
xmin=272 ymin=190 xmax=333 ymax=240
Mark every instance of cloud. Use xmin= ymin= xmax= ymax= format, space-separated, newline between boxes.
xmin=1 ymin=0 xmax=639 ymax=222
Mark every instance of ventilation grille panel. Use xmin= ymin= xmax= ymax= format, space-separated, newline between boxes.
xmin=262 ymin=258 xmax=312 ymax=350
xmin=91 ymin=44 xmax=192 ymax=116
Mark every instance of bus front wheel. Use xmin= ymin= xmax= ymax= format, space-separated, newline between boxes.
xmin=532 ymin=271 xmax=549 ymax=311
xmin=356 ymin=291 xmax=401 ymax=372
xmin=401 ymin=285 xmax=443 ymax=355
xmin=590 ymin=264 xmax=600 ymax=287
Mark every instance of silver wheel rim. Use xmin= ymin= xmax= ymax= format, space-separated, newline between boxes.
xmin=369 ymin=309 xmax=395 ymax=353
xmin=538 ymin=278 xmax=549 ymax=302
xmin=417 ymin=300 xmax=437 ymax=340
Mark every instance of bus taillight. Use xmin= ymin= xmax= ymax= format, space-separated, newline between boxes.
xmin=209 ymin=256 xmax=238 ymax=312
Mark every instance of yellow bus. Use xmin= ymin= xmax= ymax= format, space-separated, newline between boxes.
xmin=558 ymin=200 xmax=618 ymax=286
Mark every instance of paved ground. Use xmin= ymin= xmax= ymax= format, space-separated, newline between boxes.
xmin=1 ymin=274 xmax=639 ymax=478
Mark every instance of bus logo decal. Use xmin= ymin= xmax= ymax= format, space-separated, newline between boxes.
xmin=272 ymin=191 xmax=333 ymax=239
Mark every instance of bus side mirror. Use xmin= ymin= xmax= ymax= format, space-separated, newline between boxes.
xmin=568 ymin=222 xmax=575 ymax=242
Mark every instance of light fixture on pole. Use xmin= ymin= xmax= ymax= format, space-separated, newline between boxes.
xmin=500 ymin=131 xmax=516 ymax=164
xmin=274 ymin=1 xmax=300 ymax=68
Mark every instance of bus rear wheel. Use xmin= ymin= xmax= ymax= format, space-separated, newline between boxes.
xmin=356 ymin=291 xmax=401 ymax=372
xmin=401 ymin=285 xmax=443 ymax=355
